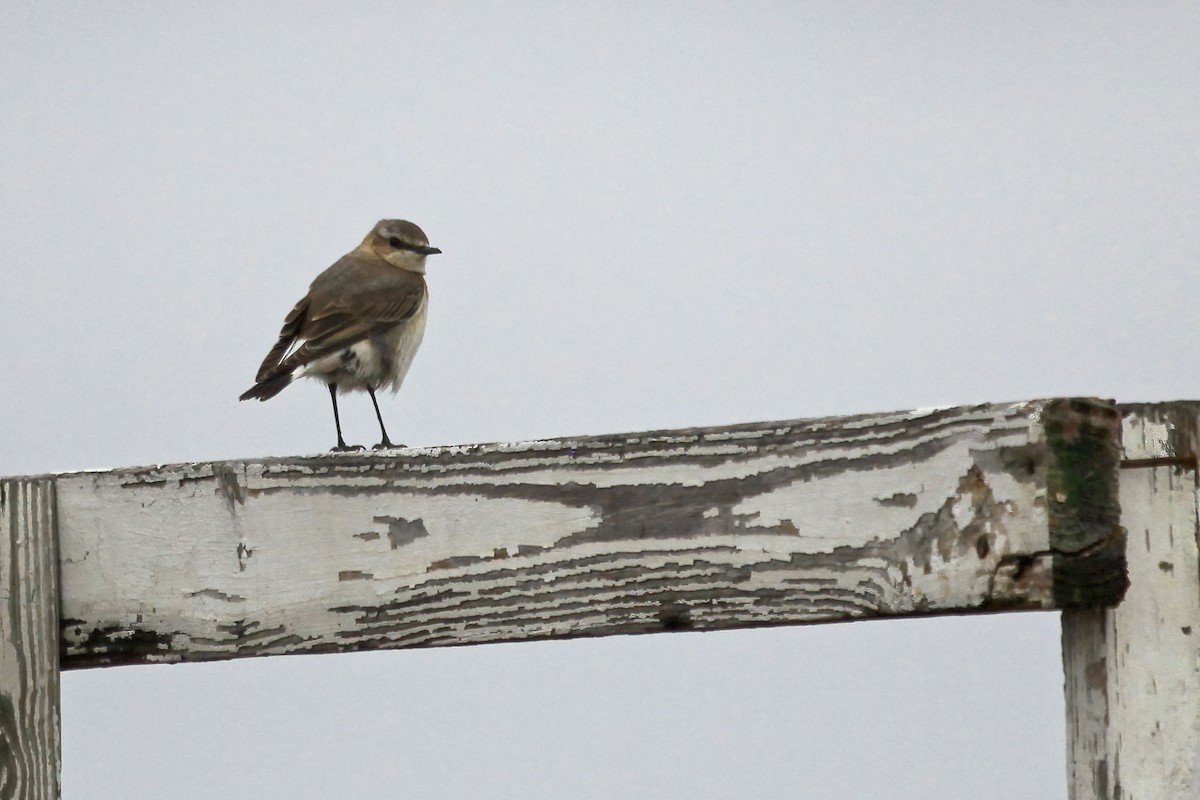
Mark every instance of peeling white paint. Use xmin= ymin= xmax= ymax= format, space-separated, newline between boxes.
xmin=51 ymin=401 xmax=1108 ymax=668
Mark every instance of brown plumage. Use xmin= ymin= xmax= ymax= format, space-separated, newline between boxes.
xmin=240 ymin=220 xmax=441 ymax=451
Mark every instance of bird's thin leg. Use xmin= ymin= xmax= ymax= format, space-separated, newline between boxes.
xmin=329 ymin=383 xmax=363 ymax=452
xmin=368 ymin=387 xmax=399 ymax=449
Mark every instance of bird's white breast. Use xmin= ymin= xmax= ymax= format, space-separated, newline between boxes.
xmin=378 ymin=295 xmax=428 ymax=393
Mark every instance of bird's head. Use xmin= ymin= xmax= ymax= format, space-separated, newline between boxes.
xmin=362 ymin=219 xmax=441 ymax=274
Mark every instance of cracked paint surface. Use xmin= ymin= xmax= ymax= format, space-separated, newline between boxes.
xmin=47 ymin=400 xmax=1124 ymax=668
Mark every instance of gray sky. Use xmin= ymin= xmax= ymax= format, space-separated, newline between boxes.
xmin=3 ymin=3 xmax=1197 ymax=798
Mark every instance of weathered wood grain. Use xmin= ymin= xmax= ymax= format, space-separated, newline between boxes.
xmin=0 ymin=479 xmax=61 ymax=800
xmin=1064 ymin=403 xmax=1200 ymax=799
xmin=53 ymin=398 xmax=1124 ymax=669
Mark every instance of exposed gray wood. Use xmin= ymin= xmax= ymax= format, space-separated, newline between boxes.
xmin=1044 ymin=400 xmax=1125 ymax=608
xmin=1063 ymin=403 xmax=1200 ymax=800
xmin=0 ymin=479 xmax=61 ymax=800
xmin=48 ymin=398 xmax=1124 ymax=669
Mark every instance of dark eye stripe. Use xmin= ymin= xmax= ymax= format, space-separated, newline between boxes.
xmin=385 ymin=236 xmax=437 ymax=255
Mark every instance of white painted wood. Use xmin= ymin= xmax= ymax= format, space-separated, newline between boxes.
xmin=52 ymin=399 xmax=1123 ymax=668
xmin=0 ymin=478 xmax=61 ymax=800
xmin=1063 ymin=404 xmax=1200 ymax=799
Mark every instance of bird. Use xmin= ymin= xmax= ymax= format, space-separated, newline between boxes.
xmin=239 ymin=219 xmax=441 ymax=451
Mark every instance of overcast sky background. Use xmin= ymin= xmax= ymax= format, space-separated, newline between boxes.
xmin=3 ymin=4 xmax=1198 ymax=798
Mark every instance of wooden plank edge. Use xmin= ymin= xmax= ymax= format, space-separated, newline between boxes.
xmin=0 ymin=478 xmax=62 ymax=799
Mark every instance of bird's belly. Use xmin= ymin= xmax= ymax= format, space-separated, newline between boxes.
xmin=304 ymin=300 xmax=428 ymax=393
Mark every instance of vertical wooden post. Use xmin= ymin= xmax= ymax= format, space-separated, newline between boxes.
xmin=0 ymin=479 xmax=60 ymax=800
xmin=1063 ymin=405 xmax=1200 ymax=798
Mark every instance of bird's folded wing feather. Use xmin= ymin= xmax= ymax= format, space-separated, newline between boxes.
xmin=254 ymin=300 xmax=309 ymax=381
xmin=253 ymin=254 xmax=426 ymax=381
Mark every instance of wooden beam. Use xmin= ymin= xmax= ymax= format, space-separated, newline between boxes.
xmin=0 ymin=478 xmax=61 ymax=799
xmin=1063 ymin=403 xmax=1200 ymax=798
xmin=54 ymin=398 xmax=1125 ymax=669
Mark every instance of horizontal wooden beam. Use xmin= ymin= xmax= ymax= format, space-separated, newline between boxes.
xmin=50 ymin=398 xmax=1124 ymax=669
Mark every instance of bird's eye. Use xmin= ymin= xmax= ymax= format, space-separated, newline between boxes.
xmin=387 ymin=237 xmax=403 ymax=248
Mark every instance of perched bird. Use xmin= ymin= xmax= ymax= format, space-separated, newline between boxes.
xmin=239 ymin=219 xmax=441 ymax=451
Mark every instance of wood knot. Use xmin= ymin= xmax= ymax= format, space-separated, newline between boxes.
xmin=657 ymin=604 xmax=693 ymax=631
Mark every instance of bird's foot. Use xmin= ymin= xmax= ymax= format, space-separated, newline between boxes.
xmin=372 ymin=439 xmax=405 ymax=450
xmin=331 ymin=443 xmax=365 ymax=453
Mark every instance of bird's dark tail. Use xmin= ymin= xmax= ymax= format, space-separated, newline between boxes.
xmin=239 ymin=372 xmax=293 ymax=402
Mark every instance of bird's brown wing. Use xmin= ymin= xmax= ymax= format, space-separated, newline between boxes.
xmin=253 ymin=297 xmax=310 ymax=382
xmin=257 ymin=253 xmax=427 ymax=381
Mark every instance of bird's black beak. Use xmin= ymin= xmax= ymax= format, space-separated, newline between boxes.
xmin=420 ymin=245 xmax=442 ymax=255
